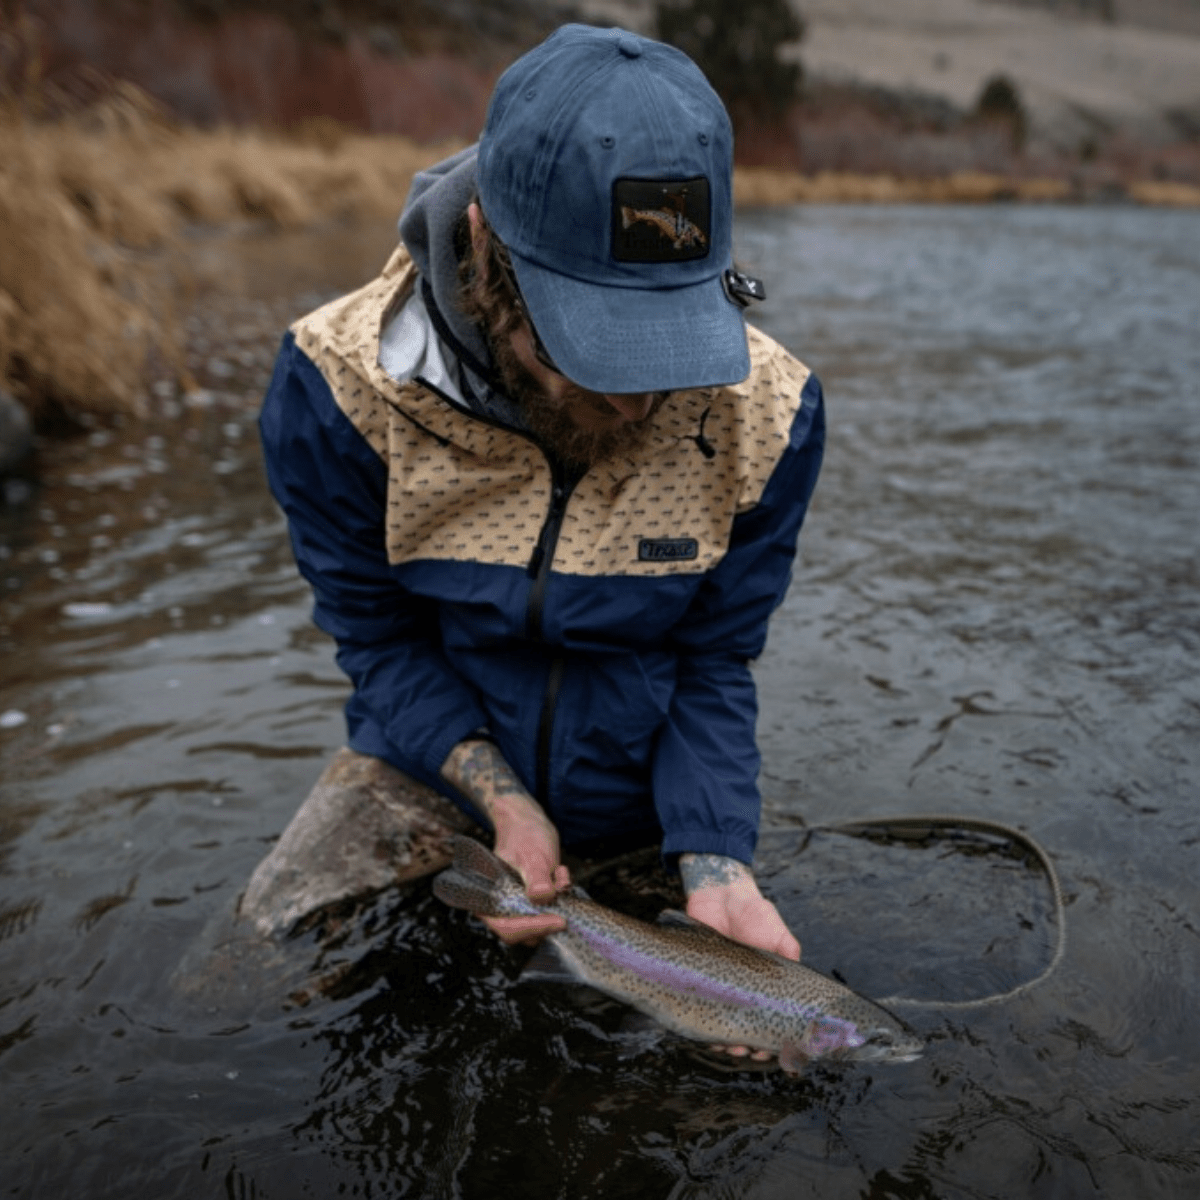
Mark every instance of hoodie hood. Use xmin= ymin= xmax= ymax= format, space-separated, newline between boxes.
xmin=397 ymin=144 xmax=491 ymax=375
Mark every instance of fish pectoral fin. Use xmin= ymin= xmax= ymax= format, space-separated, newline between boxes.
xmin=519 ymin=940 xmax=577 ymax=985
xmin=778 ymin=1041 xmax=811 ymax=1076
xmin=688 ymin=1045 xmax=777 ymax=1074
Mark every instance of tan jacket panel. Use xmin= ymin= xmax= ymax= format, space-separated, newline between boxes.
xmin=292 ymin=247 xmax=811 ymax=578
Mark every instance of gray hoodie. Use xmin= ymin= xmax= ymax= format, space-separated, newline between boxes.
xmin=391 ymin=145 xmax=527 ymax=431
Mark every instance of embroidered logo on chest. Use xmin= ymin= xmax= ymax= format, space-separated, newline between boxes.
xmin=638 ymin=537 xmax=700 ymax=562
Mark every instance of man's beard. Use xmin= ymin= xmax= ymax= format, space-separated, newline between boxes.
xmin=488 ymin=330 xmax=662 ymax=472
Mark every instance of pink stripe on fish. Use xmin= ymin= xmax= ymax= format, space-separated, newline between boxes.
xmin=572 ymin=923 xmax=865 ymax=1047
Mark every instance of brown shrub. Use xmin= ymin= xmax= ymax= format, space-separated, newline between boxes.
xmin=0 ymin=100 xmax=160 ymax=422
xmin=0 ymin=81 xmax=455 ymax=425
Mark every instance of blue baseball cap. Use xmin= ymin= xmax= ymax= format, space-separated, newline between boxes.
xmin=476 ymin=24 xmax=750 ymax=394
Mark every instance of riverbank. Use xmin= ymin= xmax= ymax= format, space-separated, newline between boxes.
xmin=3 ymin=89 xmax=1199 ymax=438
xmin=735 ymin=166 xmax=1200 ymax=207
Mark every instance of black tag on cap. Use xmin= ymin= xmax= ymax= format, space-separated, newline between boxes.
xmin=612 ymin=177 xmax=711 ymax=263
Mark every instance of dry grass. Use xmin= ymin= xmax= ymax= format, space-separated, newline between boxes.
xmin=2 ymin=83 xmax=1197 ymax=427
xmin=733 ymin=167 xmax=1077 ymax=206
xmin=2 ymin=90 xmax=161 ymax=422
xmin=0 ymin=85 xmax=456 ymax=424
xmin=1126 ymin=179 xmax=1200 ymax=207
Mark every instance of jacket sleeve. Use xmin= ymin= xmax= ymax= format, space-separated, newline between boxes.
xmin=258 ymin=332 xmax=489 ymax=789
xmin=653 ymin=372 xmax=825 ymax=866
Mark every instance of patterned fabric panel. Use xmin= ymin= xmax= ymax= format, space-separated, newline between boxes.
xmin=293 ymin=247 xmax=811 ymax=577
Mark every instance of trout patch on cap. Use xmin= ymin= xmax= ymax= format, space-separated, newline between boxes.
xmin=612 ymin=177 xmax=711 ymax=263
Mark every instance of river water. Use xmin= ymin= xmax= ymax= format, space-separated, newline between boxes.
xmin=2 ymin=203 xmax=1199 ymax=1198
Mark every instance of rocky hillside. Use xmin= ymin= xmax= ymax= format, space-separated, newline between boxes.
xmin=11 ymin=0 xmax=1200 ymax=158
xmin=986 ymin=0 xmax=1200 ymax=35
xmin=585 ymin=1 xmax=1200 ymax=151
xmin=9 ymin=0 xmax=1198 ymax=179
xmin=13 ymin=0 xmax=563 ymax=139
xmin=791 ymin=0 xmax=1200 ymax=153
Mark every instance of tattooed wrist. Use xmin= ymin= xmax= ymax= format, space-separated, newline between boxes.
xmin=440 ymin=737 xmax=537 ymax=820
xmin=679 ymin=853 xmax=752 ymax=895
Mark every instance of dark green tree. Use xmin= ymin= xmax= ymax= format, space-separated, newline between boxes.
xmin=655 ymin=0 xmax=805 ymax=128
xmin=974 ymin=73 xmax=1027 ymax=152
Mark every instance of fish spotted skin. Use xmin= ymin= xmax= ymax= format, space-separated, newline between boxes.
xmin=433 ymin=837 xmax=922 ymax=1070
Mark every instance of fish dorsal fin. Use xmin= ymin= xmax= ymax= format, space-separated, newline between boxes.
xmin=654 ymin=909 xmax=733 ymax=943
xmin=655 ymin=908 xmax=699 ymax=928
xmin=655 ymin=910 xmax=801 ymax=969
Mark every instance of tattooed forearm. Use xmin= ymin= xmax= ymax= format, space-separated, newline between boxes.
xmin=679 ymin=853 xmax=752 ymax=895
xmin=440 ymin=737 xmax=537 ymax=820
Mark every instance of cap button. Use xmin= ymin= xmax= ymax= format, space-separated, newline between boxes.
xmin=617 ymin=34 xmax=643 ymax=58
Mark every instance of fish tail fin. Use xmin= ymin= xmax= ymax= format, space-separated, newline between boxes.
xmin=432 ymin=866 xmax=502 ymax=916
xmin=449 ymin=834 xmax=517 ymax=884
xmin=432 ymin=836 xmax=527 ymax=918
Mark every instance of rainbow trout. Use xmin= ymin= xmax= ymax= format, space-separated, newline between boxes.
xmin=433 ymin=837 xmax=922 ymax=1071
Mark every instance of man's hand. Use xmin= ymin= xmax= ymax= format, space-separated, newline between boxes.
xmin=487 ymin=796 xmax=569 ymax=944
xmin=441 ymin=738 xmax=568 ymax=944
xmin=681 ymin=852 xmax=801 ymax=1062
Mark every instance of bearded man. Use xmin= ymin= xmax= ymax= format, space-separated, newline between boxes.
xmin=249 ymin=25 xmax=825 ymax=1055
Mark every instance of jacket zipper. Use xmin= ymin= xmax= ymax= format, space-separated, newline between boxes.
xmin=526 ymin=461 xmax=575 ymax=805
xmin=414 ymin=372 xmax=574 ymax=807
xmin=525 ymin=462 xmax=573 ymax=640
xmin=535 ymin=654 xmax=566 ymax=806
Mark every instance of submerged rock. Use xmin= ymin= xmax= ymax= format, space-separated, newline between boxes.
xmin=171 ymin=747 xmax=476 ymax=1010
xmin=238 ymin=745 xmax=474 ymax=939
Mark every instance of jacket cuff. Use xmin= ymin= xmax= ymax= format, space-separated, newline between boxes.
xmin=659 ymin=829 xmax=757 ymax=871
xmin=417 ymin=706 xmax=492 ymax=784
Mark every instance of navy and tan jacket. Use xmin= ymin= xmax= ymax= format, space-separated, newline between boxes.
xmin=260 ymin=246 xmax=825 ymax=864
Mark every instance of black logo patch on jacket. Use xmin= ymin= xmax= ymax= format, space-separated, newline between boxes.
xmin=638 ymin=537 xmax=700 ymax=562
xmin=612 ymin=178 xmax=711 ymax=263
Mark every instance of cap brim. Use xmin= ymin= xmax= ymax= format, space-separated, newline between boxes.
xmin=511 ymin=255 xmax=751 ymax=395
